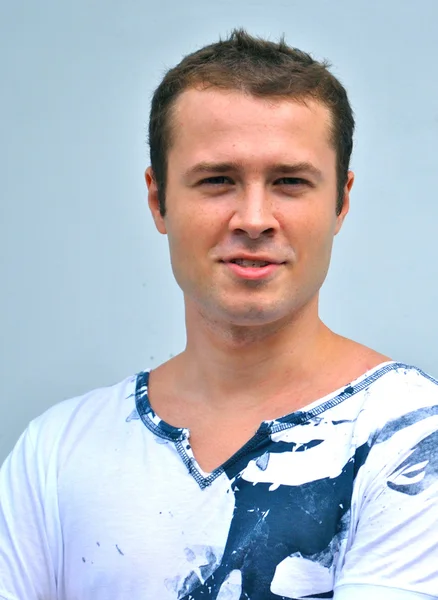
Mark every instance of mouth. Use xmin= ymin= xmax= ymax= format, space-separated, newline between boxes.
xmin=221 ymin=258 xmax=284 ymax=281
xmin=228 ymin=258 xmax=273 ymax=268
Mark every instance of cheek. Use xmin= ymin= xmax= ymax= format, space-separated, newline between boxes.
xmin=168 ymin=204 xmax=227 ymax=252
xmin=167 ymin=228 xmax=194 ymax=263
xmin=166 ymin=216 xmax=209 ymax=273
xmin=289 ymin=211 xmax=337 ymax=262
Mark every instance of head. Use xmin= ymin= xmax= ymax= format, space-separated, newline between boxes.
xmin=146 ymin=30 xmax=355 ymax=331
xmin=149 ymin=28 xmax=355 ymax=217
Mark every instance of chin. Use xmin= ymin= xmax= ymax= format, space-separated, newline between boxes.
xmin=218 ymin=302 xmax=288 ymax=328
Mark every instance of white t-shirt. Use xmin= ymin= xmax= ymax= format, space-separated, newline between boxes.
xmin=0 ymin=361 xmax=437 ymax=600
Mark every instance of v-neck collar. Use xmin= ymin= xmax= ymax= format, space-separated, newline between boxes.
xmin=134 ymin=361 xmax=410 ymax=489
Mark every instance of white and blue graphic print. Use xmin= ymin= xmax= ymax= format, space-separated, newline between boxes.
xmin=135 ymin=365 xmax=438 ymax=600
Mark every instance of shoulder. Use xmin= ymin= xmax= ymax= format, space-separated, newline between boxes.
xmin=26 ymin=372 xmax=140 ymax=458
xmin=351 ymin=363 xmax=438 ymax=493
xmin=358 ymin=362 xmax=438 ymax=426
xmin=336 ymin=365 xmax=438 ymax=596
xmin=350 ymin=362 xmax=438 ymax=454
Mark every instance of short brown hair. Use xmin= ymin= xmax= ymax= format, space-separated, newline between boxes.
xmin=148 ymin=28 xmax=354 ymax=216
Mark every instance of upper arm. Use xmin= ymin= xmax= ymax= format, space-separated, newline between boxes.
xmin=0 ymin=427 xmax=57 ymax=599
xmin=335 ymin=425 xmax=438 ymax=599
xmin=334 ymin=584 xmax=437 ymax=600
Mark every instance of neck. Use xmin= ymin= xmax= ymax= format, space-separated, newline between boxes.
xmin=175 ymin=297 xmax=336 ymax=409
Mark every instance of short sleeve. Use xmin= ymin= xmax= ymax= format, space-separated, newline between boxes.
xmin=335 ymin=418 xmax=438 ymax=598
xmin=0 ymin=426 xmax=57 ymax=599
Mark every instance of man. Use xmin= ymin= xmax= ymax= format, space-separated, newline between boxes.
xmin=0 ymin=29 xmax=437 ymax=600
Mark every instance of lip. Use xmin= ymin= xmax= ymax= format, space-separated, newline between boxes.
xmin=222 ymin=260 xmax=282 ymax=280
xmin=221 ymin=254 xmax=284 ymax=264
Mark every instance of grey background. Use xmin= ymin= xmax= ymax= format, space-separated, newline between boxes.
xmin=1 ymin=0 xmax=437 ymax=462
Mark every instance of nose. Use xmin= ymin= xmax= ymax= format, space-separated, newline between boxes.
xmin=228 ymin=185 xmax=279 ymax=239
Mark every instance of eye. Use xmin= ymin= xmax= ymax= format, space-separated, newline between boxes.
xmin=199 ymin=176 xmax=233 ymax=185
xmin=275 ymin=177 xmax=308 ymax=186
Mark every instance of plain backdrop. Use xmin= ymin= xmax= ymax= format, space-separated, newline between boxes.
xmin=1 ymin=0 xmax=438 ymax=462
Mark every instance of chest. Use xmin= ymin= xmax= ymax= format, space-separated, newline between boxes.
xmin=53 ymin=419 xmax=363 ymax=599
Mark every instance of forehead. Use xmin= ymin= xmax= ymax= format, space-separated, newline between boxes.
xmin=168 ymin=88 xmax=335 ymax=168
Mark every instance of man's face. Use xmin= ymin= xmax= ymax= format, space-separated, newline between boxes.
xmin=147 ymin=88 xmax=353 ymax=328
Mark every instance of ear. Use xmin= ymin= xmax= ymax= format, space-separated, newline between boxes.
xmin=334 ymin=170 xmax=354 ymax=235
xmin=145 ymin=167 xmax=167 ymax=234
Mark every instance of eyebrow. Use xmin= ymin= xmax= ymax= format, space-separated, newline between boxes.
xmin=183 ymin=161 xmax=324 ymax=182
